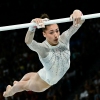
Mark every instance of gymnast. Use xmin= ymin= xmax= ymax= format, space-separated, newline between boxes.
xmin=3 ymin=9 xmax=85 ymax=97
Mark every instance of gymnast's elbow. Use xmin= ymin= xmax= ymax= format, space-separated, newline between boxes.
xmin=25 ymin=37 xmax=32 ymax=44
xmin=25 ymin=32 xmax=33 ymax=44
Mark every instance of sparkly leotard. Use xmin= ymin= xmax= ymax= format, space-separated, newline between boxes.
xmin=27 ymin=25 xmax=82 ymax=85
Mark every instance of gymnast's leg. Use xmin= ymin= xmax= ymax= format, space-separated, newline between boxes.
xmin=13 ymin=72 xmax=38 ymax=91
xmin=3 ymin=73 xmax=51 ymax=97
xmin=13 ymin=72 xmax=36 ymax=85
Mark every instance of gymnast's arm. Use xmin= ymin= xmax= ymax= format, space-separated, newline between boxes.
xmin=60 ymin=9 xmax=85 ymax=43
xmin=25 ymin=29 xmax=35 ymax=44
xmin=25 ymin=19 xmax=49 ymax=58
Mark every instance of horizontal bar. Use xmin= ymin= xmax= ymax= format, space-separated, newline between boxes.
xmin=0 ymin=13 xmax=100 ymax=31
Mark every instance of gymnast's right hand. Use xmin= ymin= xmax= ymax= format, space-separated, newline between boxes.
xmin=28 ymin=18 xmax=48 ymax=32
xmin=31 ymin=18 xmax=49 ymax=29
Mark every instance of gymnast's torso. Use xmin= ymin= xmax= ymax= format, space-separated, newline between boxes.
xmin=27 ymin=25 xmax=81 ymax=85
xmin=38 ymin=39 xmax=70 ymax=85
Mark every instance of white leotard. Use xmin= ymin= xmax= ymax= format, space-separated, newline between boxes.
xmin=27 ymin=24 xmax=82 ymax=85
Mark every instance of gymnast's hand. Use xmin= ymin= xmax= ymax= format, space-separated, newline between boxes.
xmin=31 ymin=18 xmax=49 ymax=29
xmin=70 ymin=9 xmax=85 ymax=26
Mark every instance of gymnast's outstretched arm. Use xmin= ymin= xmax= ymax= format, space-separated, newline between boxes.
xmin=25 ymin=18 xmax=49 ymax=58
xmin=60 ymin=9 xmax=85 ymax=43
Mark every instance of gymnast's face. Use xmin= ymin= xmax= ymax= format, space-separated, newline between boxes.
xmin=43 ymin=24 xmax=60 ymax=46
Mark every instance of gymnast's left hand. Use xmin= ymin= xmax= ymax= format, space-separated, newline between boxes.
xmin=70 ymin=9 xmax=85 ymax=26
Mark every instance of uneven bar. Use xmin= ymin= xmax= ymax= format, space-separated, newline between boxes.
xmin=0 ymin=13 xmax=100 ymax=31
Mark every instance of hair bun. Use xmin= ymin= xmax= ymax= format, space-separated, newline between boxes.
xmin=40 ymin=13 xmax=49 ymax=19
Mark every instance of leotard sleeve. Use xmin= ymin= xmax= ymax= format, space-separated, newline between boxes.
xmin=26 ymin=40 xmax=49 ymax=58
xmin=60 ymin=24 xmax=82 ymax=44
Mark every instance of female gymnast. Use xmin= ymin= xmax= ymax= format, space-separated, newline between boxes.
xmin=3 ymin=9 xmax=85 ymax=97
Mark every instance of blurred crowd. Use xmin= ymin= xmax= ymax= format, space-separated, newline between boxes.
xmin=0 ymin=18 xmax=100 ymax=100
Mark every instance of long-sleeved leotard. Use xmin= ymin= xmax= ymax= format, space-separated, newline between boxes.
xmin=26 ymin=24 xmax=82 ymax=85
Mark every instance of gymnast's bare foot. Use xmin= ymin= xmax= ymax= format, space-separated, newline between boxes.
xmin=3 ymin=85 xmax=14 ymax=97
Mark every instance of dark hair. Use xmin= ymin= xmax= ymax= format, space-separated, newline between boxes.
xmin=40 ymin=13 xmax=49 ymax=19
xmin=40 ymin=13 xmax=50 ymax=32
